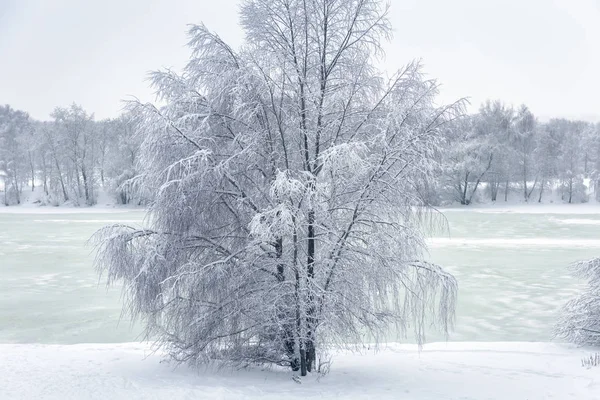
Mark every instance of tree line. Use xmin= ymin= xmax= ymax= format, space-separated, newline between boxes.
xmin=437 ymin=100 xmax=600 ymax=205
xmin=2 ymin=100 xmax=597 ymax=208
xmin=0 ymin=103 xmax=141 ymax=206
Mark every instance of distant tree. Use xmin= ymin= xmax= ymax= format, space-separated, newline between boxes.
xmin=93 ymin=0 xmax=459 ymax=377
xmin=588 ymin=123 xmax=600 ymax=201
xmin=475 ymin=100 xmax=514 ymax=202
xmin=0 ymin=105 xmax=30 ymax=205
xmin=100 ymin=114 xmax=143 ymax=204
xmin=40 ymin=121 xmax=70 ymax=203
xmin=534 ymin=124 xmax=560 ymax=203
xmin=51 ymin=104 xmax=96 ymax=205
xmin=550 ymin=119 xmax=586 ymax=203
xmin=512 ymin=105 xmax=538 ymax=201
xmin=442 ymin=116 xmax=493 ymax=205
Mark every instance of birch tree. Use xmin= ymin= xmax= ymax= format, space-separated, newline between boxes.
xmin=93 ymin=0 xmax=459 ymax=376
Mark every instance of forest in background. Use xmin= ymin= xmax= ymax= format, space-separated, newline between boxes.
xmin=0 ymin=103 xmax=141 ymax=206
xmin=438 ymin=100 xmax=600 ymax=206
xmin=0 ymin=101 xmax=599 ymax=207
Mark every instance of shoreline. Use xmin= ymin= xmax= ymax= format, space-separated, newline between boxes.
xmin=4 ymin=202 xmax=600 ymax=215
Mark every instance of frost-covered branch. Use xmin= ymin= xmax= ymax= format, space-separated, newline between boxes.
xmin=556 ymin=258 xmax=600 ymax=346
xmin=94 ymin=0 xmax=461 ymax=377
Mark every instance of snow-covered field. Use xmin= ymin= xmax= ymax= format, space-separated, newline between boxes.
xmin=1 ymin=342 xmax=598 ymax=399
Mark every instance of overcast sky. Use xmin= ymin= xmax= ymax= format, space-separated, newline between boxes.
xmin=1 ymin=0 xmax=598 ymax=122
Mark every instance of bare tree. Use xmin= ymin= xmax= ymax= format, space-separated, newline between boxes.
xmin=51 ymin=104 xmax=96 ymax=205
xmin=0 ymin=105 xmax=30 ymax=205
xmin=94 ymin=0 xmax=460 ymax=377
xmin=512 ymin=105 xmax=537 ymax=201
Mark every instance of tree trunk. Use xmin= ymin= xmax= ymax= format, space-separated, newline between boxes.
xmin=523 ymin=169 xmax=528 ymax=201
xmin=504 ymin=180 xmax=509 ymax=202
xmin=41 ymin=153 xmax=48 ymax=196
xmin=54 ymin=158 xmax=68 ymax=202
xmin=81 ymin=165 xmax=90 ymax=205
xmin=538 ymin=180 xmax=545 ymax=203
xmin=29 ymin=152 xmax=35 ymax=192
xmin=294 ymin=271 xmax=306 ymax=376
xmin=75 ymin=164 xmax=82 ymax=198
xmin=3 ymin=176 xmax=8 ymax=206
xmin=100 ymin=148 xmax=106 ymax=187
xmin=299 ymin=345 xmax=307 ymax=376
xmin=526 ymin=177 xmax=537 ymax=201
xmin=306 ymin=340 xmax=315 ymax=373
xmin=42 ymin=163 xmax=48 ymax=195
xmin=568 ymin=178 xmax=573 ymax=204
xmin=490 ymin=180 xmax=498 ymax=202
xmin=13 ymin=170 xmax=20 ymax=205
xmin=461 ymin=173 xmax=469 ymax=205
xmin=306 ymin=205 xmax=316 ymax=373
xmin=275 ymin=237 xmax=299 ymax=371
xmin=468 ymin=155 xmax=493 ymax=205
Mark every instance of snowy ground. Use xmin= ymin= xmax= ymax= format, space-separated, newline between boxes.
xmin=1 ymin=342 xmax=598 ymax=399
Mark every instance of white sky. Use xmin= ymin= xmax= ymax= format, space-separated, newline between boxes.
xmin=1 ymin=0 xmax=598 ymax=122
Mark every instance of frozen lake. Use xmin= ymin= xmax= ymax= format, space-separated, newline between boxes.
xmin=0 ymin=210 xmax=146 ymax=344
xmin=0 ymin=207 xmax=597 ymax=344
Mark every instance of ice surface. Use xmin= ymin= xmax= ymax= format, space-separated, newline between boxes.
xmin=0 ymin=206 xmax=598 ymax=344
xmin=0 ymin=210 xmax=146 ymax=344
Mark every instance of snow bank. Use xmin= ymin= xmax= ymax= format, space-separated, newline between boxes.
xmin=1 ymin=342 xmax=598 ymax=399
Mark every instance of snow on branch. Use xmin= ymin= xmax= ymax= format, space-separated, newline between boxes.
xmin=556 ymin=258 xmax=600 ymax=346
xmin=93 ymin=0 xmax=462 ymax=376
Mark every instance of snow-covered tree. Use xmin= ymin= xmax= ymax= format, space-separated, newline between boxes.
xmin=547 ymin=119 xmax=587 ymax=203
xmin=51 ymin=104 xmax=97 ymax=205
xmin=0 ymin=105 xmax=31 ymax=205
xmin=442 ymin=116 xmax=493 ymax=205
xmin=39 ymin=120 xmax=72 ymax=203
xmin=534 ymin=124 xmax=560 ymax=203
xmin=98 ymin=114 xmax=144 ymax=204
xmin=475 ymin=100 xmax=514 ymax=202
xmin=93 ymin=0 xmax=460 ymax=376
xmin=556 ymin=258 xmax=600 ymax=346
xmin=512 ymin=105 xmax=537 ymax=201
xmin=587 ymin=123 xmax=600 ymax=201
